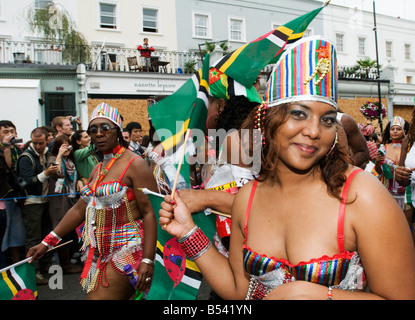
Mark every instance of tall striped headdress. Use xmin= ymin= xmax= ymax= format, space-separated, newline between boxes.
xmin=264 ymin=36 xmax=338 ymax=109
xmin=89 ymin=102 xmax=123 ymax=130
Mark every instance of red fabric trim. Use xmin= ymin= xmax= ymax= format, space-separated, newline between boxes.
xmin=337 ymin=169 xmax=363 ymax=253
xmin=81 ymin=246 xmax=95 ymax=279
xmin=244 ymin=180 xmax=258 ymax=245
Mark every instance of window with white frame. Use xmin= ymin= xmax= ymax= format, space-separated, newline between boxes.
xmin=405 ymin=43 xmax=411 ymax=60
xmin=100 ymin=2 xmax=117 ymax=29
xmin=358 ymin=37 xmax=366 ymax=55
xmin=142 ymin=7 xmax=159 ymax=33
xmin=335 ymin=33 xmax=344 ymax=52
xmin=192 ymin=12 xmax=211 ymax=38
xmin=229 ymin=17 xmax=245 ymax=42
xmin=385 ymin=41 xmax=393 ymax=58
xmin=407 ymin=76 xmax=413 ymax=84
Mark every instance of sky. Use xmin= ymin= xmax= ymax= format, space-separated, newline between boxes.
xmin=316 ymin=0 xmax=415 ymax=21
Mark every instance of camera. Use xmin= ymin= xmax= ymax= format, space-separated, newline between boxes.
xmin=67 ymin=145 xmax=73 ymax=150
xmin=10 ymin=137 xmax=23 ymax=145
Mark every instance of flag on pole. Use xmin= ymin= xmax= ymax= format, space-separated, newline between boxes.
xmin=0 ymin=260 xmax=37 ymax=300
xmin=145 ymin=193 xmax=216 ymax=300
xmin=146 ymin=55 xmax=216 ymax=299
xmin=209 ymin=67 xmax=262 ymax=104
xmin=212 ymin=5 xmax=327 ymax=88
xmin=148 ymin=53 xmax=211 ymax=154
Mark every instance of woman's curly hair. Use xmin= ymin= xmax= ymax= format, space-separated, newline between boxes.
xmin=216 ymin=96 xmax=260 ymax=132
xmin=241 ymin=103 xmax=352 ymax=201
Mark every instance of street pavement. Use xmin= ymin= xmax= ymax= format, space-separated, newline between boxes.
xmin=36 ymin=264 xmax=86 ymax=300
xmin=36 ymin=263 xmax=211 ymax=300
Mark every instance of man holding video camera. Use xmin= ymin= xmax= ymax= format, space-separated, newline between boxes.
xmin=0 ymin=120 xmax=25 ymax=268
xmin=17 ymin=127 xmax=59 ymax=283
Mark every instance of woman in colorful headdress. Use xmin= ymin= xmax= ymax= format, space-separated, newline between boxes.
xmin=375 ymin=116 xmax=410 ymax=210
xmin=27 ymin=102 xmax=158 ymax=299
xmin=179 ymin=70 xmax=262 ymax=260
xmin=158 ymin=36 xmax=415 ymax=300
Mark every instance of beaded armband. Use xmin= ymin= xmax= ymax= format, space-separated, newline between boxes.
xmin=177 ymin=226 xmax=212 ymax=261
xmin=42 ymin=231 xmax=62 ymax=249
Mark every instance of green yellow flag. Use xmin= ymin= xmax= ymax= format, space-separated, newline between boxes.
xmin=148 ymin=54 xmax=211 ymax=154
xmin=145 ymin=193 xmax=216 ymax=300
xmin=0 ymin=260 xmax=37 ymax=300
xmin=212 ymin=5 xmax=326 ymax=88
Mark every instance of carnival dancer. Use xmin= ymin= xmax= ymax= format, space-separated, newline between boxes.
xmin=158 ymin=36 xmax=415 ymax=299
xmin=27 ymin=103 xmax=158 ymax=300
xmin=375 ymin=116 xmax=409 ymax=211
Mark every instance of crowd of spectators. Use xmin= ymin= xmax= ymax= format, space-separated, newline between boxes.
xmin=0 ymin=115 xmax=148 ymax=284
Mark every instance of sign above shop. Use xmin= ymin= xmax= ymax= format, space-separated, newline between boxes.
xmin=86 ymin=73 xmax=187 ymax=96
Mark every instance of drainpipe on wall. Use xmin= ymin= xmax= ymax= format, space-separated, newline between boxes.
xmin=76 ymin=63 xmax=88 ymax=129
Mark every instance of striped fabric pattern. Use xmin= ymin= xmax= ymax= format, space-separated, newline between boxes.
xmin=264 ymin=36 xmax=338 ymax=109
xmin=243 ymin=247 xmax=356 ymax=287
xmin=94 ymin=181 xmax=124 ymax=197
xmin=89 ymin=102 xmax=123 ymax=129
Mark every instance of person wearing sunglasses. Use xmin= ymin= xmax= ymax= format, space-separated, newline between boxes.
xmin=27 ymin=102 xmax=158 ymax=300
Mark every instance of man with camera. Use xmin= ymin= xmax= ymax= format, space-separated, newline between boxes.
xmin=0 ymin=120 xmax=26 ymax=269
xmin=17 ymin=127 xmax=59 ymax=284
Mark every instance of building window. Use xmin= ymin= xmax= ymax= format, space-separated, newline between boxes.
xmin=405 ymin=44 xmax=411 ymax=60
xmin=385 ymin=41 xmax=393 ymax=58
xmin=336 ymin=33 xmax=344 ymax=52
xmin=100 ymin=3 xmax=117 ymax=29
xmin=142 ymin=7 xmax=158 ymax=33
xmin=194 ymin=14 xmax=208 ymax=37
xmin=407 ymin=76 xmax=413 ymax=84
xmin=358 ymin=37 xmax=366 ymax=55
xmin=192 ymin=11 xmax=211 ymax=39
xmin=229 ymin=17 xmax=245 ymax=42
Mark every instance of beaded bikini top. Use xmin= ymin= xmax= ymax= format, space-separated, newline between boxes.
xmin=243 ymin=169 xmax=366 ymax=299
xmin=79 ymin=151 xmax=143 ymax=293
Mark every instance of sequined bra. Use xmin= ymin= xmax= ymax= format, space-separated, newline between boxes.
xmin=243 ymin=169 xmax=366 ymax=299
xmin=80 ymin=156 xmax=140 ymax=201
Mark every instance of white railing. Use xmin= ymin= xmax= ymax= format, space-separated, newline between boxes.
xmin=0 ymin=40 xmax=202 ymax=74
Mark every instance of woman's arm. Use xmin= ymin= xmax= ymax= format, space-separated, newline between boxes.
xmin=159 ymin=182 xmax=253 ymax=299
xmin=396 ymin=137 xmax=412 ymax=186
xmin=27 ymin=198 xmax=87 ymax=261
xmin=351 ymin=172 xmax=415 ymax=299
xmin=130 ymin=157 xmax=158 ymax=291
xmin=179 ymin=189 xmax=235 ymax=215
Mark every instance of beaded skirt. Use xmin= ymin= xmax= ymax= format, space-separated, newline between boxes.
xmin=79 ymin=187 xmax=144 ymax=293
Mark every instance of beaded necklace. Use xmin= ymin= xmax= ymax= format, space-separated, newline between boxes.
xmin=91 ymin=145 xmax=126 ymax=195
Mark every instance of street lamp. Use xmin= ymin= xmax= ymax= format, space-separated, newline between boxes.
xmin=372 ymin=0 xmax=383 ymax=132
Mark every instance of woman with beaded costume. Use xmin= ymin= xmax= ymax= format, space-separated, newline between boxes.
xmin=375 ymin=116 xmax=409 ymax=211
xmin=159 ymin=36 xmax=415 ymax=300
xmin=27 ymin=103 xmax=158 ymax=300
